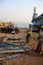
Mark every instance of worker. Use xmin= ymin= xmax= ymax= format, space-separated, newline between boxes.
xmin=35 ymin=25 xmax=43 ymax=53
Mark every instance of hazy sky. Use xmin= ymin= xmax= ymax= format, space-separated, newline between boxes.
xmin=0 ymin=0 xmax=43 ymax=27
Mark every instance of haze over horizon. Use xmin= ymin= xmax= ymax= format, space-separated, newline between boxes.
xmin=0 ymin=0 xmax=43 ymax=27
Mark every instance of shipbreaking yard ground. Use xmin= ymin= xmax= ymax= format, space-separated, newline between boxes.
xmin=0 ymin=30 xmax=43 ymax=65
xmin=0 ymin=51 xmax=43 ymax=61
xmin=0 ymin=40 xmax=43 ymax=65
xmin=0 ymin=51 xmax=43 ymax=65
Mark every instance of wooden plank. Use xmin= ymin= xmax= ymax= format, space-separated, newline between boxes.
xmin=0 ymin=49 xmax=29 ymax=53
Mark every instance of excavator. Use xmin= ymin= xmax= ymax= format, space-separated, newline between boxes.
xmin=0 ymin=22 xmax=14 ymax=33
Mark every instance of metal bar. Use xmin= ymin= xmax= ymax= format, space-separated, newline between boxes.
xmin=0 ymin=54 xmax=21 ymax=61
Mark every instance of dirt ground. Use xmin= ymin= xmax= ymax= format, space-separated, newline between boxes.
xmin=0 ymin=53 xmax=43 ymax=65
xmin=0 ymin=29 xmax=43 ymax=65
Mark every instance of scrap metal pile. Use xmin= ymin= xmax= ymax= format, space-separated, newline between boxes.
xmin=0 ymin=23 xmax=43 ymax=62
xmin=0 ymin=35 xmax=29 ymax=61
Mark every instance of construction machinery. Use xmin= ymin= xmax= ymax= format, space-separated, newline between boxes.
xmin=0 ymin=22 xmax=14 ymax=33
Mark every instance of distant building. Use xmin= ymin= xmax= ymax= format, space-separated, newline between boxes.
xmin=32 ymin=7 xmax=37 ymax=20
xmin=32 ymin=14 xmax=43 ymax=25
xmin=31 ymin=7 xmax=43 ymax=32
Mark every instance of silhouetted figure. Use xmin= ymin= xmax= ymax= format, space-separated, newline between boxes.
xmin=15 ymin=27 xmax=19 ymax=33
xmin=26 ymin=33 xmax=30 ymax=42
xmin=36 ymin=41 xmax=42 ymax=53
xmin=35 ymin=33 xmax=42 ymax=53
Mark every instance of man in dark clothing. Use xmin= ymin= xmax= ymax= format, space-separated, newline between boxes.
xmin=26 ymin=33 xmax=30 ymax=42
xmin=35 ymin=26 xmax=43 ymax=53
